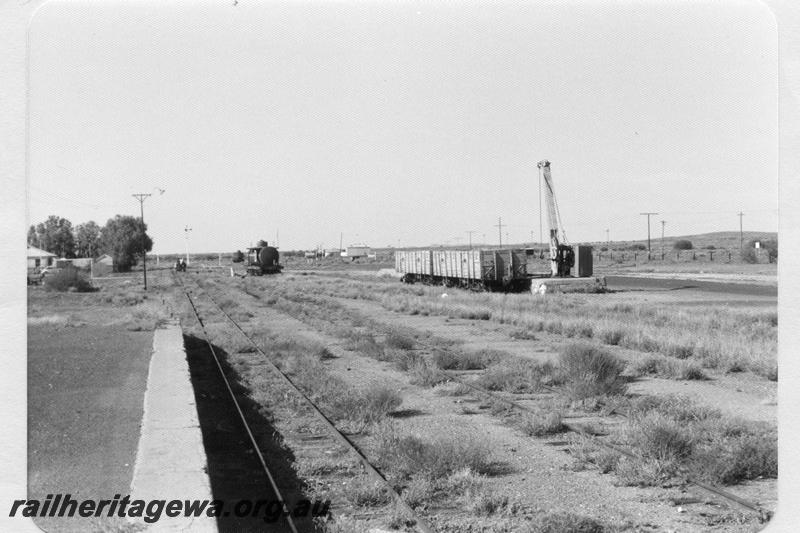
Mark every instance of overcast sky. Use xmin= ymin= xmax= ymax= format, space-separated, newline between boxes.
xmin=27 ymin=0 xmax=779 ymax=254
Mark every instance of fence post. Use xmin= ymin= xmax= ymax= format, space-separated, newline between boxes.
xmin=709 ymin=251 xmax=714 ymax=261
xmin=692 ymin=251 xmax=696 ymax=260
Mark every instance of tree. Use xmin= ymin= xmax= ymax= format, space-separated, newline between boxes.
xmin=231 ymin=250 xmax=244 ymax=263
xmin=27 ymin=215 xmax=75 ymax=257
xmin=100 ymin=215 xmax=153 ymax=272
xmin=74 ymin=221 xmax=102 ymax=258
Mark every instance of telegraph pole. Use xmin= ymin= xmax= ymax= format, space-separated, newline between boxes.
xmin=640 ymin=212 xmax=658 ymax=252
xmin=495 ymin=217 xmax=505 ymax=247
xmin=738 ymin=211 xmax=744 ymax=252
xmin=184 ymin=226 xmax=192 ymax=265
xmin=660 ymin=220 xmax=666 ymax=256
xmin=605 ymin=228 xmax=609 ymax=247
xmin=132 ymin=194 xmax=151 ymax=290
xmin=466 ymin=230 xmax=476 ymax=249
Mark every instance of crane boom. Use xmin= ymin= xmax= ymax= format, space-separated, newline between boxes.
xmin=537 ymin=159 xmax=574 ymax=277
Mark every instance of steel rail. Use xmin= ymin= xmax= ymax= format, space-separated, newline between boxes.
xmin=414 ymin=342 xmax=771 ymax=519
xmin=176 ymin=274 xmax=300 ymax=533
xmin=181 ymin=276 xmax=435 ymax=533
xmin=271 ymin=286 xmax=771 ymax=520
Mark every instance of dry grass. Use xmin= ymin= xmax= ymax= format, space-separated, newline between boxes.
xmin=521 ymin=410 xmax=567 ymax=437
xmin=373 ymin=422 xmax=493 ymax=481
xmin=476 ymin=359 xmax=559 ymax=393
xmin=630 ymin=354 xmax=709 ymax=380
xmin=558 ymin=343 xmax=627 ymax=400
xmin=305 ymin=276 xmax=776 ymax=379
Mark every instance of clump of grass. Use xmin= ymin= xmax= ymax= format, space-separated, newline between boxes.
xmin=476 ymin=359 xmax=559 ymax=393
xmin=44 ymin=267 xmax=94 ymax=292
xmin=529 ymin=512 xmax=607 ymax=533
xmin=394 ymin=350 xmax=424 ymax=372
xmin=408 ymin=360 xmax=447 ymax=387
xmin=630 ymin=355 xmax=708 ymax=381
xmin=690 ymin=421 xmax=777 ymax=485
xmin=434 ymin=382 xmax=473 ymax=397
xmin=385 ymin=331 xmax=415 ymax=351
xmin=469 ymin=491 xmax=509 ymax=516
xmin=598 ymin=328 xmax=624 ymax=346
xmin=342 ymin=476 xmax=392 ymax=507
xmin=558 ymin=343 xmax=627 ymax=400
xmin=374 ymin=423 xmax=492 ymax=481
xmin=627 ymin=413 xmax=694 ymax=464
xmin=433 ymin=348 xmax=498 ymax=370
xmin=522 ymin=410 xmax=567 ymax=437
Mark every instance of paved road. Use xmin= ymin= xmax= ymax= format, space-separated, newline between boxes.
xmin=605 ymin=275 xmax=777 ymax=297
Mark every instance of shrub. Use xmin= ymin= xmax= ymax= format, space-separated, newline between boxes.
xmin=44 ymin=267 xmax=94 ymax=292
xmin=374 ymin=426 xmax=492 ymax=481
xmin=408 ymin=360 xmax=447 ymax=387
xmin=529 ymin=512 xmax=607 ymax=533
xmin=673 ymin=239 xmax=693 ymax=250
xmin=627 ymin=243 xmax=647 ymax=251
xmin=477 ymin=359 xmax=559 ymax=393
xmin=522 ymin=411 xmax=567 ymax=436
xmin=433 ymin=349 xmax=497 ymax=370
xmin=558 ymin=343 xmax=627 ymax=399
xmin=385 ymin=332 xmax=415 ymax=351
xmin=342 ymin=477 xmax=391 ymax=507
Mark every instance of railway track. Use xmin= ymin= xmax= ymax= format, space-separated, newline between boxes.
xmin=175 ymin=273 xmax=434 ymax=533
xmin=230 ymin=277 xmax=772 ymax=522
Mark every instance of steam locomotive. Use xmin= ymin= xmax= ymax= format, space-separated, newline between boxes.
xmin=246 ymin=242 xmax=283 ymax=275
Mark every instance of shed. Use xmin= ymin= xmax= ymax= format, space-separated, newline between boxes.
xmin=93 ymin=254 xmax=115 ymax=275
xmin=27 ymin=246 xmax=56 ymax=269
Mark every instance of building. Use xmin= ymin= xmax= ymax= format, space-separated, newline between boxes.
xmin=93 ymin=254 xmax=115 ymax=275
xmin=27 ymin=246 xmax=56 ymax=269
xmin=342 ymin=244 xmax=371 ymax=259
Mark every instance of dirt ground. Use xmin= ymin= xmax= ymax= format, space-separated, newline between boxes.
xmin=184 ymin=271 xmax=776 ymax=532
xmin=26 ymin=268 xmax=777 ymax=532
xmin=27 ymin=285 xmax=159 ymax=532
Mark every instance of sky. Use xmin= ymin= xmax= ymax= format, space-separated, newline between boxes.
xmin=26 ymin=0 xmax=779 ymax=254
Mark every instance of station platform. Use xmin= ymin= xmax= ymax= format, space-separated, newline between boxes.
xmin=129 ymin=322 xmax=217 ymax=532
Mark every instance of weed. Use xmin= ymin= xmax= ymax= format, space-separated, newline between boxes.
xmin=433 ymin=348 xmax=497 ymax=370
xmin=374 ymin=423 xmax=492 ymax=481
xmin=529 ymin=512 xmax=607 ymax=533
xmin=408 ymin=360 xmax=447 ymax=387
xmin=385 ymin=332 xmax=415 ymax=351
xmin=558 ymin=343 xmax=627 ymax=400
xmin=342 ymin=477 xmax=391 ymax=507
xmin=477 ymin=359 xmax=558 ymax=393
xmin=522 ymin=411 xmax=567 ymax=437
xmin=627 ymin=413 xmax=694 ymax=463
xmin=469 ymin=491 xmax=509 ymax=516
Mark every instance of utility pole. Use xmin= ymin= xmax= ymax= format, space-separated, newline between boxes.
xmin=466 ymin=230 xmax=476 ymax=249
xmin=660 ymin=220 xmax=666 ymax=256
xmin=640 ymin=212 xmax=658 ymax=252
xmin=495 ymin=217 xmax=505 ymax=247
xmin=184 ymin=226 xmax=192 ymax=265
xmin=738 ymin=211 xmax=744 ymax=252
xmin=605 ymin=228 xmax=609 ymax=246
xmin=132 ymin=194 xmax=151 ymax=290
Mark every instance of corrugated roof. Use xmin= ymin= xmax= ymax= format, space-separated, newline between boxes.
xmin=27 ymin=246 xmax=56 ymax=257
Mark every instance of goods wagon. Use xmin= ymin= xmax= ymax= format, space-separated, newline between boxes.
xmin=396 ymin=248 xmax=530 ymax=291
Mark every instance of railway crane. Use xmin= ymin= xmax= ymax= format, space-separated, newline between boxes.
xmin=537 ymin=159 xmax=575 ymax=277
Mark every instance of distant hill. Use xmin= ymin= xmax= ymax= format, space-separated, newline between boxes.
xmin=588 ymin=231 xmax=777 ymax=251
